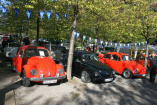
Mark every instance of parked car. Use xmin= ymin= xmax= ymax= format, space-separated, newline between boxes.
xmin=135 ymin=54 xmax=150 ymax=69
xmin=43 ymin=44 xmax=63 ymax=61
xmin=104 ymin=46 xmax=116 ymax=53
xmin=3 ymin=42 xmax=21 ymax=60
xmin=98 ymin=52 xmax=148 ymax=79
xmin=61 ymin=50 xmax=116 ymax=83
xmin=12 ymin=45 xmax=66 ymax=87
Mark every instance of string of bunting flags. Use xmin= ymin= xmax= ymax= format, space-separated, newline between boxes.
xmin=0 ymin=6 xmax=147 ymax=48
xmin=0 ymin=7 xmax=68 ymax=21
xmin=73 ymin=31 xmax=147 ymax=48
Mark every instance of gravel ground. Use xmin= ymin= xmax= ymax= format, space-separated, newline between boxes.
xmin=14 ymin=75 xmax=157 ymax=105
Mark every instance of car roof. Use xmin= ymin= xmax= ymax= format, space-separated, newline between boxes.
xmin=74 ymin=50 xmax=94 ymax=54
xmin=106 ymin=52 xmax=128 ymax=56
xmin=20 ymin=45 xmax=47 ymax=50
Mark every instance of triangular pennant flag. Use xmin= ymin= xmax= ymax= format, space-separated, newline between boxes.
xmin=89 ymin=37 xmax=91 ymax=42
xmin=139 ymin=42 xmax=140 ymax=47
xmin=105 ymin=41 xmax=108 ymax=46
xmin=47 ymin=12 xmax=51 ymax=20
xmin=119 ymin=43 xmax=122 ymax=48
xmin=26 ymin=10 xmax=31 ymax=19
xmin=83 ymin=35 xmax=86 ymax=41
xmin=100 ymin=40 xmax=103 ymax=45
xmin=135 ymin=43 xmax=137 ymax=47
xmin=115 ymin=43 xmax=117 ymax=48
xmin=73 ymin=31 xmax=77 ymax=37
xmin=77 ymin=33 xmax=80 ymax=38
xmin=56 ymin=13 xmax=59 ymax=21
xmin=95 ymin=39 xmax=97 ymax=45
xmin=145 ymin=41 xmax=147 ymax=45
xmin=40 ymin=11 xmax=44 ymax=20
xmin=1 ymin=7 xmax=6 ymax=16
xmin=14 ymin=8 xmax=19 ymax=17
xmin=64 ymin=14 xmax=67 ymax=21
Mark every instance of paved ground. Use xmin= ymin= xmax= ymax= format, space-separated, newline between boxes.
xmin=0 ymin=51 xmax=157 ymax=105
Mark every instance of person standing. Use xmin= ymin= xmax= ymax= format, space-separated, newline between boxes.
xmin=147 ymin=51 xmax=157 ymax=83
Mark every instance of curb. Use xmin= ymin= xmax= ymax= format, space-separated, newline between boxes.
xmin=5 ymin=90 xmax=15 ymax=105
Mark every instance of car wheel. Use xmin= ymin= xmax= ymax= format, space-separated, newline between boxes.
xmin=81 ymin=71 xmax=91 ymax=83
xmin=22 ymin=70 xmax=30 ymax=87
xmin=122 ymin=69 xmax=132 ymax=79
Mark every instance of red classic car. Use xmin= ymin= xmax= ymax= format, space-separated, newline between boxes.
xmin=98 ymin=52 xmax=147 ymax=79
xmin=135 ymin=54 xmax=150 ymax=69
xmin=12 ymin=45 xmax=66 ymax=87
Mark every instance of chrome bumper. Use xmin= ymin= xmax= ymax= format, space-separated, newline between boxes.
xmin=29 ymin=75 xmax=66 ymax=81
xmin=133 ymin=74 xmax=148 ymax=77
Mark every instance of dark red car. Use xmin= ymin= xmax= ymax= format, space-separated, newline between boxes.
xmin=12 ymin=45 xmax=66 ymax=87
xmin=98 ymin=52 xmax=147 ymax=79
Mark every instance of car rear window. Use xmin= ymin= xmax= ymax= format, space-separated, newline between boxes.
xmin=26 ymin=49 xmax=50 ymax=57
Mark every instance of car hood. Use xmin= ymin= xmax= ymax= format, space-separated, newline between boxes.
xmin=27 ymin=57 xmax=57 ymax=77
xmin=123 ymin=61 xmax=146 ymax=72
xmin=83 ymin=60 xmax=113 ymax=73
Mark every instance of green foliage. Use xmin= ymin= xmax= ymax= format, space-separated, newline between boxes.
xmin=0 ymin=0 xmax=156 ymax=43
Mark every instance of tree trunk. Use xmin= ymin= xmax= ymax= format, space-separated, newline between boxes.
xmin=66 ymin=0 xmax=78 ymax=81
xmin=144 ymin=40 xmax=149 ymax=68
xmin=37 ymin=12 xmax=40 ymax=45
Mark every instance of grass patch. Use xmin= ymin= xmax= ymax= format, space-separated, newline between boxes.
xmin=71 ymin=93 xmax=80 ymax=100
xmin=68 ymin=78 xmax=80 ymax=84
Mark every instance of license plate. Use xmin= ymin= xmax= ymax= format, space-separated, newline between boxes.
xmin=104 ymin=78 xmax=113 ymax=82
xmin=43 ymin=80 xmax=57 ymax=84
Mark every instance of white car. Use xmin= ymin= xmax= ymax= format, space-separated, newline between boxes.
xmin=3 ymin=42 xmax=21 ymax=60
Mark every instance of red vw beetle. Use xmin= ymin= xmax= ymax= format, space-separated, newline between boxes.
xmin=98 ymin=52 xmax=147 ymax=79
xmin=135 ymin=54 xmax=150 ymax=69
xmin=12 ymin=45 xmax=66 ymax=87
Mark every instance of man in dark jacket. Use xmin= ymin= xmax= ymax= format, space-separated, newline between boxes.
xmin=147 ymin=51 xmax=157 ymax=83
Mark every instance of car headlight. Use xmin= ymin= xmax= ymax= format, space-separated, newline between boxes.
xmin=58 ymin=68 xmax=64 ymax=74
xmin=30 ymin=69 xmax=37 ymax=76
xmin=134 ymin=69 xmax=138 ymax=73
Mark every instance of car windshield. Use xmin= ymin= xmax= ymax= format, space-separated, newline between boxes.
xmin=26 ymin=49 xmax=50 ymax=57
xmin=82 ymin=54 xmax=98 ymax=61
xmin=121 ymin=55 xmax=130 ymax=61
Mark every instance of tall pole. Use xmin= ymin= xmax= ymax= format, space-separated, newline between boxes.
xmin=37 ymin=12 xmax=40 ymax=45
xmin=67 ymin=0 xmax=78 ymax=80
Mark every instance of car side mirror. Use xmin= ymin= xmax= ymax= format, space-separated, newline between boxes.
xmin=76 ymin=59 xmax=80 ymax=62
xmin=19 ymin=55 xmax=23 ymax=58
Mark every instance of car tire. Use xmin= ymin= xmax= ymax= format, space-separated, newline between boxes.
xmin=22 ymin=70 xmax=30 ymax=87
xmin=122 ymin=69 xmax=132 ymax=79
xmin=81 ymin=71 xmax=91 ymax=83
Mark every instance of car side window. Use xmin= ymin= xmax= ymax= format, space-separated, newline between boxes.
xmin=20 ymin=49 xmax=24 ymax=57
xmin=104 ymin=54 xmax=111 ymax=59
xmin=111 ymin=55 xmax=120 ymax=61
xmin=73 ymin=53 xmax=78 ymax=61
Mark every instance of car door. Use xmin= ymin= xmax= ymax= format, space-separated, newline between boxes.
xmin=72 ymin=53 xmax=82 ymax=75
xmin=103 ymin=54 xmax=111 ymax=65
xmin=16 ymin=49 xmax=24 ymax=74
xmin=135 ymin=55 xmax=145 ymax=66
xmin=109 ymin=54 xmax=122 ymax=73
